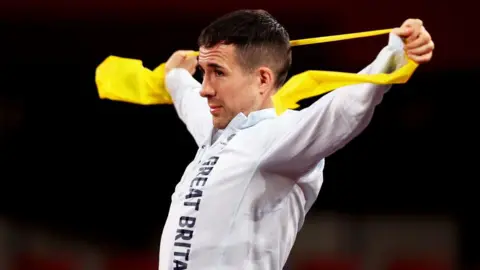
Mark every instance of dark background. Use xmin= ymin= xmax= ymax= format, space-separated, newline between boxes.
xmin=0 ymin=0 xmax=476 ymax=268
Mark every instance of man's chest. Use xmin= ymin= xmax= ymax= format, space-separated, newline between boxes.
xmin=172 ymin=128 xmax=267 ymax=201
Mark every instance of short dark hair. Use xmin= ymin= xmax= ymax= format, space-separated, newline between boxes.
xmin=198 ymin=9 xmax=292 ymax=89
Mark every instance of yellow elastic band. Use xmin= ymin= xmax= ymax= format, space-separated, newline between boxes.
xmin=289 ymin=28 xmax=393 ymax=46
xmin=272 ymin=58 xmax=417 ymax=114
xmin=95 ymin=28 xmax=417 ymax=114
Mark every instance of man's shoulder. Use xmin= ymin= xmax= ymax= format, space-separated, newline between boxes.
xmin=281 ymin=109 xmax=300 ymax=115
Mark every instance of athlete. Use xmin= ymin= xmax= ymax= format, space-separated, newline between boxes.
xmin=158 ymin=9 xmax=434 ymax=270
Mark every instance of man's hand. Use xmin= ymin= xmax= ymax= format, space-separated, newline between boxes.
xmin=392 ymin=19 xmax=434 ymax=64
xmin=165 ymin=50 xmax=198 ymax=75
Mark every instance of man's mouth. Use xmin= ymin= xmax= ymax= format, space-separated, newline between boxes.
xmin=209 ymin=105 xmax=222 ymax=115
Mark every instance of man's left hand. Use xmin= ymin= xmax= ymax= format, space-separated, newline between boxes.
xmin=392 ymin=19 xmax=434 ymax=64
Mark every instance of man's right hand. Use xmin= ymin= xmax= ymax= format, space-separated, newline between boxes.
xmin=165 ymin=50 xmax=198 ymax=76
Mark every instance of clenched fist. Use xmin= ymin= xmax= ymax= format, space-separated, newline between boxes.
xmin=165 ymin=50 xmax=198 ymax=75
xmin=392 ymin=19 xmax=435 ymax=64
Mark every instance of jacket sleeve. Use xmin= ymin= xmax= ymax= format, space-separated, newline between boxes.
xmin=165 ymin=68 xmax=213 ymax=146
xmin=261 ymin=33 xmax=408 ymax=176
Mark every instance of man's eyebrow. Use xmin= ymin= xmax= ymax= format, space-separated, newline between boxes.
xmin=198 ymin=60 xmax=229 ymax=71
xmin=206 ymin=63 xmax=224 ymax=69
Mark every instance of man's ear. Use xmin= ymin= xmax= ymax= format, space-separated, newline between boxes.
xmin=256 ymin=66 xmax=275 ymax=94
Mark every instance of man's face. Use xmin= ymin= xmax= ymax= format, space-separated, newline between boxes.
xmin=198 ymin=44 xmax=266 ymax=129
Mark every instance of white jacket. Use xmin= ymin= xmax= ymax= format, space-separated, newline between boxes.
xmin=159 ymin=33 xmax=406 ymax=270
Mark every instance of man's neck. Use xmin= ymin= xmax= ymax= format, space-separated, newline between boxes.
xmin=261 ymin=96 xmax=275 ymax=110
xmin=244 ymin=98 xmax=274 ymax=116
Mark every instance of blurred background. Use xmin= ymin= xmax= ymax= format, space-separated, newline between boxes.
xmin=0 ymin=0 xmax=475 ymax=269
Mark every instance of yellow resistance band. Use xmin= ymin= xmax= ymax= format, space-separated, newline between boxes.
xmin=95 ymin=28 xmax=418 ymax=115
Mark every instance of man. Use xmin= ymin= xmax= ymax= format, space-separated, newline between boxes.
xmin=159 ymin=9 xmax=434 ymax=270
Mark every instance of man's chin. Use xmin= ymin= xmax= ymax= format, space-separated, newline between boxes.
xmin=212 ymin=117 xmax=229 ymax=130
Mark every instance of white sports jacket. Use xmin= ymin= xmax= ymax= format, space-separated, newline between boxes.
xmin=159 ymin=33 xmax=407 ymax=270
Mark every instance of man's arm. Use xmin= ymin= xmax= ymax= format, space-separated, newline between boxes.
xmin=165 ymin=67 xmax=213 ymax=147
xmin=260 ymin=33 xmax=409 ymax=176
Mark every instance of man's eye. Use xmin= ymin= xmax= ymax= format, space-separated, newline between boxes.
xmin=215 ymin=70 xmax=224 ymax=77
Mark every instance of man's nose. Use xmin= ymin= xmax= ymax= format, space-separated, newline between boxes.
xmin=200 ymin=81 xmax=215 ymax=98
